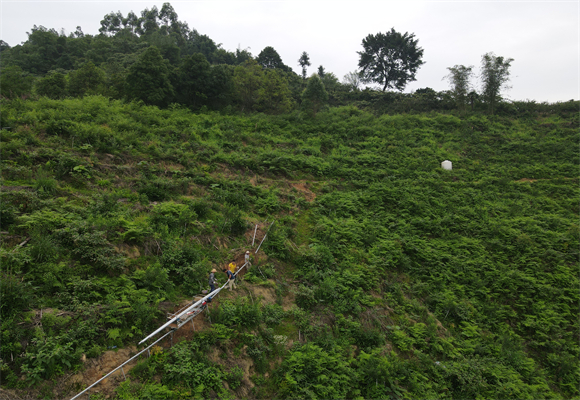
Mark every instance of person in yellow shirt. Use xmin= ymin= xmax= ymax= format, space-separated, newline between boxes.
xmin=228 ymin=260 xmax=237 ymax=274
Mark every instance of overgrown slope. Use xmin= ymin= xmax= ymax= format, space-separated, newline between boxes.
xmin=1 ymin=96 xmax=578 ymax=399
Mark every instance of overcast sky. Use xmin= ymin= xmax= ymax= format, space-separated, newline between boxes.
xmin=1 ymin=0 xmax=578 ymax=103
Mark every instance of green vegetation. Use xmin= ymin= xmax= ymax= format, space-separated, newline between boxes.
xmin=0 ymin=95 xmax=577 ymax=399
xmin=0 ymin=2 xmax=578 ymax=399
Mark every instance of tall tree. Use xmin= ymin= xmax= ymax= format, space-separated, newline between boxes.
xmin=235 ymin=46 xmax=253 ymax=65
xmin=99 ymin=11 xmax=123 ymax=36
xmin=302 ymin=74 xmax=328 ymax=116
xmin=140 ymin=6 xmax=160 ymax=36
xmin=445 ymin=64 xmax=474 ymax=113
xmin=320 ymin=72 xmax=343 ymax=98
xmin=35 ymin=71 xmax=67 ymax=99
xmin=298 ymin=51 xmax=311 ymax=82
xmin=176 ymin=53 xmax=211 ymax=108
xmin=0 ymin=40 xmax=10 ymax=53
xmin=0 ymin=66 xmax=34 ymax=99
xmin=205 ymin=64 xmax=234 ymax=109
xmin=21 ymin=25 xmax=61 ymax=74
xmin=67 ymin=61 xmax=106 ymax=97
xmin=480 ymin=52 xmax=513 ymax=115
xmin=233 ymin=59 xmax=263 ymax=112
xmin=342 ymin=71 xmax=363 ymax=91
xmin=126 ymin=46 xmax=174 ymax=107
xmin=159 ymin=3 xmax=178 ymax=27
xmin=188 ymin=32 xmax=218 ymax=61
xmin=257 ymin=69 xmax=294 ymax=114
xmin=122 ymin=11 xmax=141 ymax=34
xmin=257 ymin=46 xmax=289 ymax=71
xmin=358 ymin=28 xmax=424 ymax=92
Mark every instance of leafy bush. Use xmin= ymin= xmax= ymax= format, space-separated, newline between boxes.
xmin=119 ymin=217 xmax=153 ymax=243
xmin=116 ymin=380 xmax=178 ymax=400
xmin=188 ymin=199 xmax=210 ymax=220
xmin=163 ymin=341 xmax=226 ymax=397
xmin=29 ymin=233 xmax=58 ymax=263
xmin=54 ymin=222 xmax=125 ymax=272
xmin=137 ymin=179 xmax=177 ymax=202
xmin=132 ymin=265 xmax=174 ymax=295
xmin=262 ymin=304 xmax=285 ymax=327
xmin=0 ymin=203 xmax=18 ymax=228
xmin=0 ymin=272 xmax=33 ymax=318
xmin=227 ymin=366 xmax=244 ymax=390
xmin=33 ymin=169 xmax=57 ymax=196
xmin=276 ymin=343 xmax=354 ymax=399
xmin=210 ymin=297 xmax=261 ymax=328
xmin=295 ymin=284 xmax=317 ymax=310
xmin=150 ymin=202 xmax=196 ymax=232
xmin=21 ymin=337 xmax=79 ymax=385
xmin=221 ymin=205 xmax=247 ymax=236
xmin=160 ymin=240 xmax=200 ymax=276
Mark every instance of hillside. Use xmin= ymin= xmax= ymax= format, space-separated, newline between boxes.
xmin=0 ymin=96 xmax=578 ymax=399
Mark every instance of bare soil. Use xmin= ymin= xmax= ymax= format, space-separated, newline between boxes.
xmin=290 ymin=181 xmax=316 ymax=202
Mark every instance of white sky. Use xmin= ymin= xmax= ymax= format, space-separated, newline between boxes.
xmin=1 ymin=0 xmax=578 ymax=103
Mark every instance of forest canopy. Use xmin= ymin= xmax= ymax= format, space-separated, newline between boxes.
xmin=0 ymin=2 xmax=543 ymax=117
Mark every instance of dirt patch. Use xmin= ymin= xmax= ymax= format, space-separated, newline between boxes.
xmin=281 ymin=289 xmax=295 ymax=311
xmin=231 ymin=356 xmax=256 ymax=397
xmin=64 ymin=346 xmax=140 ymax=399
xmin=157 ymin=161 xmax=185 ymax=172
xmin=291 ymin=181 xmax=316 ymax=202
xmin=0 ymin=388 xmax=26 ymax=400
xmin=1 ymin=186 xmax=34 ymax=192
xmin=242 ymin=283 xmax=276 ymax=304
xmin=114 ymin=243 xmax=141 ymax=259
xmin=515 ymin=178 xmax=537 ymax=183
xmin=207 ymin=347 xmax=256 ymax=397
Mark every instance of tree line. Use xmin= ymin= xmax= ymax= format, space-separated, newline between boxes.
xmin=0 ymin=1 xmax=543 ymax=116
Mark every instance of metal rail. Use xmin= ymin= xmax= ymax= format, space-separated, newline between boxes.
xmin=138 ymin=260 xmax=248 ymax=345
xmin=138 ymin=285 xmax=225 ymax=345
xmin=252 ymin=224 xmax=258 ymax=246
xmin=255 ymin=221 xmax=274 ymax=254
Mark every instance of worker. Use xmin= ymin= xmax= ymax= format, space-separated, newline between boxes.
xmin=228 ymin=260 xmax=238 ymax=282
xmin=229 ymin=260 xmax=237 ymax=274
xmin=223 ymin=268 xmax=237 ymax=291
xmin=245 ymin=250 xmax=251 ymax=268
xmin=209 ymin=269 xmax=217 ymax=293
